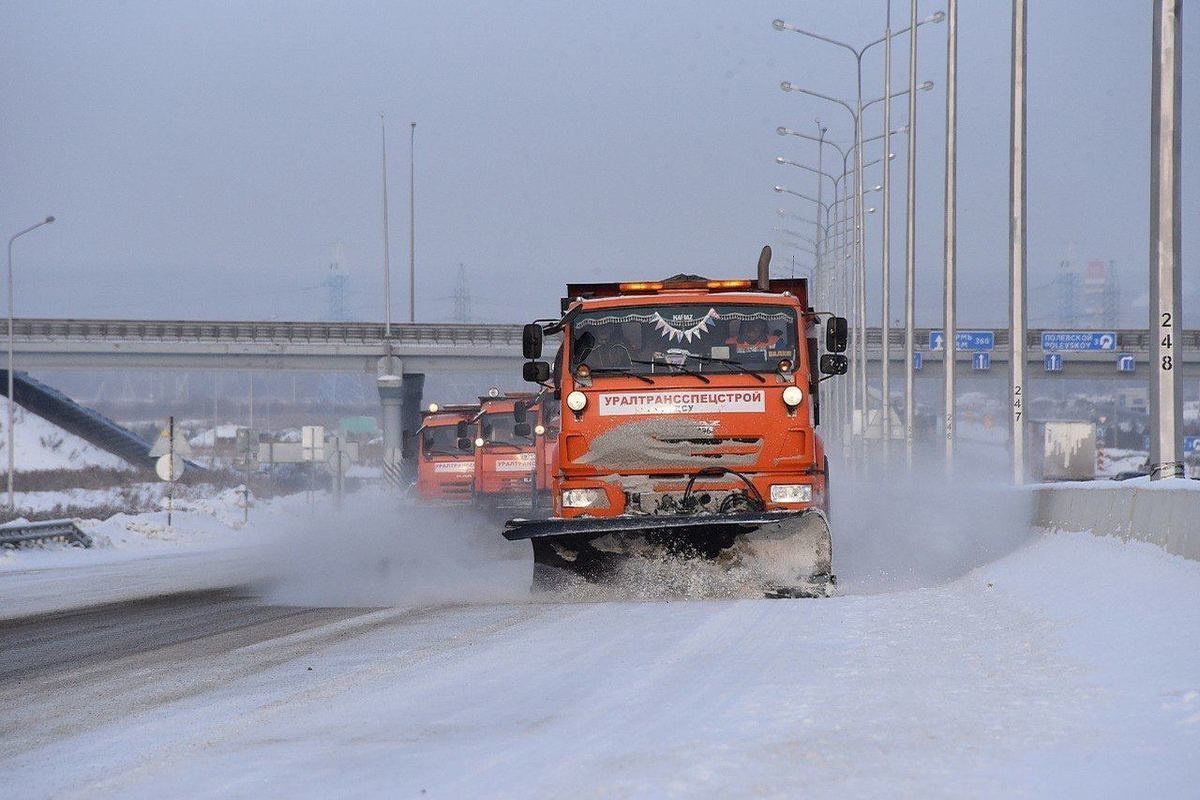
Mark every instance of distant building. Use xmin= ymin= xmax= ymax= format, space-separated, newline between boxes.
xmin=1052 ymin=257 xmax=1119 ymax=328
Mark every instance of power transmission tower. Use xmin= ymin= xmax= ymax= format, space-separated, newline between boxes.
xmin=322 ymin=242 xmax=350 ymax=322
xmin=452 ymin=263 xmax=471 ymax=322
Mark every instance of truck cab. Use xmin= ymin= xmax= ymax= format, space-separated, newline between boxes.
xmin=472 ymin=392 xmax=541 ymax=509
xmin=414 ymin=403 xmax=478 ymax=502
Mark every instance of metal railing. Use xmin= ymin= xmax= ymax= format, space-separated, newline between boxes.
xmin=4 ymin=318 xmax=1193 ymax=356
xmin=3 ymin=318 xmax=527 ymax=347
xmin=0 ymin=519 xmax=93 ymax=548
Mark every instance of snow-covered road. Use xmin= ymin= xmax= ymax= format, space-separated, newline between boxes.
xmin=2 ymin=530 xmax=1198 ymax=799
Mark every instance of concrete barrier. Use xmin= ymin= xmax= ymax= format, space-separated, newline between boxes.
xmin=1032 ymin=479 xmax=1200 ymax=561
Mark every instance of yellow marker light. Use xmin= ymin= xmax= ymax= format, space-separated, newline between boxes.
xmin=619 ymin=282 xmax=664 ymax=292
xmin=706 ymin=279 xmax=752 ymax=289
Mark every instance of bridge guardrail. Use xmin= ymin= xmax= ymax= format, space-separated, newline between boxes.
xmin=4 ymin=319 xmax=529 ymax=347
xmin=3 ymin=319 xmax=1195 ymax=355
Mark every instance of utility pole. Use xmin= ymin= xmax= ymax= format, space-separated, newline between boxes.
xmin=903 ymin=0 xmax=919 ymax=465
xmin=1149 ymin=0 xmax=1183 ymax=480
xmin=881 ymin=0 xmax=894 ymax=455
xmin=380 ymin=113 xmax=392 ymax=338
xmin=1009 ymin=0 xmax=1028 ymax=485
xmin=409 ymin=121 xmax=417 ymax=323
xmin=943 ymin=0 xmax=958 ymax=469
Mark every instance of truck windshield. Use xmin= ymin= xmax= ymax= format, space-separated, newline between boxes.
xmin=481 ymin=411 xmax=532 ymax=446
xmin=569 ymin=303 xmax=799 ymax=375
xmin=422 ymin=424 xmax=469 ymax=456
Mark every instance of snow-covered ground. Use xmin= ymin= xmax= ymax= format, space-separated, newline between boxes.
xmin=0 ymin=488 xmax=291 ymax=620
xmin=0 ymin=396 xmax=130 ymax=471
xmin=0 ymin=462 xmax=1197 ymax=797
xmin=2 ymin=526 xmax=1198 ymax=798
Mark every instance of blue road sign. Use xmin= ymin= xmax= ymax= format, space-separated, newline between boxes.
xmin=1185 ymin=436 xmax=1200 ymax=456
xmin=1045 ymin=353 xmax=1064 ymax=372
xmin=1117 ymin=353 xmax=1136 ymax=372
xmin=972 ymin=352 xmax=990 ymax=371
xmin=1041 ymin=331 xmax=1117 ymax=351
xmin=913 ymin=351 xmax=923 ymax=370
xmin=929 ymin=330 xmax=995 ymax=352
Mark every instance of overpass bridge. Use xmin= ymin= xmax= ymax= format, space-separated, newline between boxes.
xmin=8 ymin=318 xmax=1188 ymax=465
xmin=7 ymin=317 xmax=1197 ymax=377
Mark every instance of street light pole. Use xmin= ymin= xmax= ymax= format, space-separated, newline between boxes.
xmin=380 ymin=113 xmax=392 ymax=338
xmin=774 ymin=10 xmax=944 ymax=458
xmin=943 ymin=0 xmax=959 ymax=469
xmin=409 ymin=121 xmax=416 ymax=323
xmin=903 ymin=0 xmax=920 ymax=466
xmin=7 ymin=216 xmax=55 ymax=510
xmin=1009 ymin=0 xmax=1028 ymax=485
xmin=1149 ymin=0 xmax=1183 ymax=480
xmin=881 ymin=0 xmax=894 ymax=453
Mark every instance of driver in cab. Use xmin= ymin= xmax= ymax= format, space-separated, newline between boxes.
xmin=585 ymin=325 xmax=634 ymax=369
xmin=726 ymin=320 xmax=779 ymax=355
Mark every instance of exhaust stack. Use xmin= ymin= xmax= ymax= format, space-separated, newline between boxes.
xmin=757 ymin=245 xmax=772 ymax=290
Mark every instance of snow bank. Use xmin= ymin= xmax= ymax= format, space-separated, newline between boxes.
xmin=0 ymin=488 xmax=283 ymax=619
xmin=0 ymin=397 xmax=129 ymax=471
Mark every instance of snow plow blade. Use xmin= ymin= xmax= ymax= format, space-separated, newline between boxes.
xmin=504 ymin=509 xmax=834 ymax=598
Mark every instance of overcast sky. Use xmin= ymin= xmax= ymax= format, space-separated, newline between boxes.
xmin=1 ymin=1 xmax=1194 ymax=328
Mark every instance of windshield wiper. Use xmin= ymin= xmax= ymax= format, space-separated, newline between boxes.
xmin=631 ymin=357 xmax=711 ymax=384
xmin=425 ymin=449 xmax=466 ymax=457
xmin=585 ymin=366 xmax=655 ymax=385
xmin=684 ymin=353 xmax=768 ymax=383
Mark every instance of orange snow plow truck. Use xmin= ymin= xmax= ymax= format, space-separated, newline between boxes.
xmin=504 ymin=247 xmax=849 ymax=597
xmin=414 ymin=403 xmax=479 ymax=502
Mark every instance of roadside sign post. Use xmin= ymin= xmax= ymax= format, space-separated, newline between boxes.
xmin=151 ymin=416 xmax=188 ymax=526
xmin=302 ymin=425 xmax=325 ymax=503
xmin=235 ymin=427 xmax=254 ymax=523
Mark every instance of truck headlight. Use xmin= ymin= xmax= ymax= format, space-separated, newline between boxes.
xmin=566 ymin=391 xmax=588 ymax=412
xmin=534 ymin=424 xmax=546 ymax=436
xmin=770 ymin=484 xmax=812 ymax=504
xmin=474 ymin=437 xmax=485 ymax=448
xmin=562 ymin=488 xmax=608 ymax=509
xmin=782 ymin=386 xmax=804 ymax=407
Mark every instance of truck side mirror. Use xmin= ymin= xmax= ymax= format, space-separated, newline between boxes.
xmin=513 ymin=405 xmax=527 ymax=424
xmin=455 ymin=421 xmax=469 ymax=438
xmin=820 ymin=353 xmax=849 ymax=375
xmin=522 ymin=324 xmax=544 ymax=360
xmin=513 ymin=422 xmax=532 ymax=438
xmin=523 ymin=361 xmax=551 ymax=383
xmin=457 ymin=437 xmax=472 ymax=451
xmin=825 ymin=316 xmax=848 ymax=353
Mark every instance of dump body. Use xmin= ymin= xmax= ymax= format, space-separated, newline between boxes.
xmin=507 ymin=275 xmax=837 ymax=596
xmin=415 ymin=405 xmax=477 ymax=502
